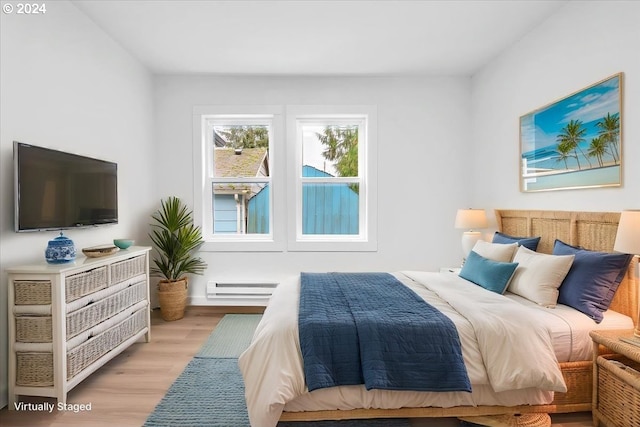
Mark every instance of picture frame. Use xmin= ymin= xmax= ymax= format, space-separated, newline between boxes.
xmin=520 ymin=72 xmax=623 ymax=192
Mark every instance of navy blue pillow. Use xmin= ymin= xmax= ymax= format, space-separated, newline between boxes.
xmin=554 ymin=239 xmax=633 ymax=323
xmin=459 ymin=250 xmax=519 ymax=294
xmin=492 ymin=231 xmax=541 ymax=251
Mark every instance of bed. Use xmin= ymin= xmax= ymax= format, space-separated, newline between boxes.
xmin=238 ymin=209 xmax=639 ymax=426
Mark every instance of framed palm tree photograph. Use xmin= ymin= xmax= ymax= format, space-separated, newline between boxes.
xmin=520 ymin=72 xmax=623 ymax=192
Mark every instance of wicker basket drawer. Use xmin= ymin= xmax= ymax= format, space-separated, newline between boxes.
xmin=66 ymin=267 xmax=108 ymax=302
xmin=110 ymin=256 xmax=146 ymax=285
xmin=15 ymin=352 xmax=54 ymax=386
xmin=596 ymin=355 xmax=640 ymax=426
xmin=67 ymin=281 xmax=147 ymax=339
xmin=67 ymin=308 xmax=147 ymax=379
xmin=15 ymin=316 xmax=52 ymax=343
xmin=14 ymin=281 xmax=51 ymax=305
xmin=16 ymin=308 xmax=147 ymax=386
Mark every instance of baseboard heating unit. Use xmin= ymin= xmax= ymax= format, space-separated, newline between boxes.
xmin=206 ymin=281 xmax=279 ymax=306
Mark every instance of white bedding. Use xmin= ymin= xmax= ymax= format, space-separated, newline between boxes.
xmin=238 ymin=271 xmax=632 ymax=427
xmin=504 ymin=292 xmax=633 ymax=362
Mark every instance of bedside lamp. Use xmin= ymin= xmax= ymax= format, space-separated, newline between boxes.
xmin=613 ymin=210 xmax=640 ymax=338
xmin=455 ymin=208 xmax=488 ymax=264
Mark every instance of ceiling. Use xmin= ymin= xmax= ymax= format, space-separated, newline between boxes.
xmin=72 ymin=0 xmax=568 ymax=76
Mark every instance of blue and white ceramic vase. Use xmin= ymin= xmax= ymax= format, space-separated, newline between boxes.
xmin=45 ymin=232 xmax=76 ymax=264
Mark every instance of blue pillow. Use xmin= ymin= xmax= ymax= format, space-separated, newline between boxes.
xmin=553 ymin=239 xmax=633 ymax=323
xmin=492 ymin=231 xmax=541 ymax=251
xmin=459 ymin=250 xmax=519 ymax=294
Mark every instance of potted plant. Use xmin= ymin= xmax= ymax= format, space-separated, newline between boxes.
xmin=149 ymin=196 xmax=207 ymax=321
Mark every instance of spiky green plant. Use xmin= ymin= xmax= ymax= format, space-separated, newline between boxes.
xmin=149 ymin=196 xmax=207 ymax=281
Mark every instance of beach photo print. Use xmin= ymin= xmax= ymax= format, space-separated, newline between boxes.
xmin=520 ymin=73 xmax=623 ymax=192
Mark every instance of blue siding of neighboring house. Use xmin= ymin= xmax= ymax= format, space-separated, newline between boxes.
xmin=213 ymin=194 xmax=237 ymax=233
xmin=229 ymin=166 xmax=358 ymax=235
xmin=247 ymin=185 xmax=269 ymax=233
xmin=301 ymin=165 xmax=359 ymax=235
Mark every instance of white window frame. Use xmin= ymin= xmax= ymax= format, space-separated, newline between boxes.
xmin=192 ymin=105 xmax=284 ymax=252
xmin=286 ymin=105 xmax=378 ymax=252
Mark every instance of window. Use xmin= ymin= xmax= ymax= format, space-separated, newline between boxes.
xmin=210 ymin=119 xmax=271 ymax=235
xmin=287 ymin=105 xmax=377 ymax=251
xmin=193 ymin=106 xmax=284 ymax=251
xmin=194 ymin=105 xmax=376 ymax=252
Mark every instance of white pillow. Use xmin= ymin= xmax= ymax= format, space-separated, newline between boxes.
xmin=472 ymin=240 xmax=518 ymax=262
xmin=508 ymin=246 xmax=575 ymax=308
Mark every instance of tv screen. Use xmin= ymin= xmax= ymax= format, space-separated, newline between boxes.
xmin=14 ymin=142 xmax=118 ymax=232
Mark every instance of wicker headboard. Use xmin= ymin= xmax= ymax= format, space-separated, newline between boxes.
xmin=495 ymin=209 xmax=638 ymax=326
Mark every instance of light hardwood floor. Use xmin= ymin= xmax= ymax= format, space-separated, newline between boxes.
xmin=0 ymin=306 xmax=592 ymax=427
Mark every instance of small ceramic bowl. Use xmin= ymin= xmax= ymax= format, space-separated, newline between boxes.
xmin=113 ymin=239 xmax=134 ymax=249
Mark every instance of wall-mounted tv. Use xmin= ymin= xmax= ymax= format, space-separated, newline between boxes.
xmin=14 ymin=141 xmax=118 ymax=232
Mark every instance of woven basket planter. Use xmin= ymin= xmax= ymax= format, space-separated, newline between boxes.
xmin=459 ymin=413 xmax=551 ymax=427
xmin=158 ymin=278 xmax=188 ymax=321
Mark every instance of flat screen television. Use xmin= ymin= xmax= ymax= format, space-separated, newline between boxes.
xmin=14 ymin=141 xmax=118 ymax=232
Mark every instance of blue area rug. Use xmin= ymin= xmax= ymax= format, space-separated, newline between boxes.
xmin=196 ymin=314 xmax=263 ymax=358
xmin=144 ymin=314 xmax=411 ymax=427
xmin=144 ymin=358 xmax=248 ymax=426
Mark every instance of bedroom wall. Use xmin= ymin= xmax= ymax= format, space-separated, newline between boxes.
xmin=470 ymin=0 xmax=640 ymax=226
xmin=0 ymin=1 xmax=155 ymax=407
xmin=153 ymin=75 xmax=473 ymax=303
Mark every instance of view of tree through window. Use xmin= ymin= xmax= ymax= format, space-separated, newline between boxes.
xmin=315 ymin=126 xmax=358 ymax=177
xmin=214 ymin=125 xmax=269 ymax=149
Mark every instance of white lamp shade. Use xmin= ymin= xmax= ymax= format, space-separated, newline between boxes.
xmin=455 ymin=209 xmax=488 ymax=230
xmin=614 ymin=210 xmax=640 ymax=255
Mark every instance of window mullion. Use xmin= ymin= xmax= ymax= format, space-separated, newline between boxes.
xmin=299 ymin=177 xmax=359 ymax=184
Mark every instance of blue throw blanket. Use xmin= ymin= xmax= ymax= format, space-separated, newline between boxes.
xmin=299 ymin=272 xmax=471 ymax=393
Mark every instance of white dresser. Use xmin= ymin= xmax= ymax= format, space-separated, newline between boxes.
xmin=7 ymin=246 xmax=151 ymax=407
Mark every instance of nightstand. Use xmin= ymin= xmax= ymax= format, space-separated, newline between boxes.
xmin=589 ymin=329 xmax=640 ymax=427
xmin=439 ymin=267 xmax=461 ymax=274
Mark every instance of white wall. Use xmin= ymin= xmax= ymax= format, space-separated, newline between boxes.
xmin=154 ymin=75 xmax=473 ymax=302
xmin=471 ymin=0 xmax=640 ymax=226
xmin=0 ymin=1 xmax=155 ymax=407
